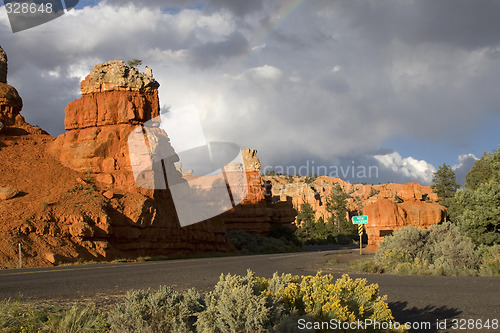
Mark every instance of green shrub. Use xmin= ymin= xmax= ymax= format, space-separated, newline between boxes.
xmin=108 ymin=286 xmax=203 ymax=333
xmin=44 ymin=305 xmax=107 ymax=333
xmin=271 ymin=272 xmax=404 ymax=332
xmin=226 ymin=230 xmax=299 ymax=254
xmin=349 ymin=259 xmax=382 ymax=273
xmin=375 ymin=226 xmax=427 ymax=262
xmin=0 ymin=300 xmax=47 ymax=332
xmin=195 ymin=270 xmax=285 ymax=333
xmin=425 ymin=223 xmax=479 ymax=276
xmin=0 ymin=301 xmax=106 ymax=333
xmin=479 ymin=244 xmax=500 ymax=276
xmin=366 ymin=223 xmax=483 ymax=276
xmin=268 ymin=223 xmax=301 ymax=246
xmin=0 ymin=270 xmax=402 ymax=333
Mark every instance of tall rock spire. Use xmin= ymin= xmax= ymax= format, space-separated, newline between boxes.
xmin=0 ymin=44 xmax=24 ymax=127
xmin=0 ymin=44 xmax=7 ymax=84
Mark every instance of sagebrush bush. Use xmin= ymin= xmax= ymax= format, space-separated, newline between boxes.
xmin=425 ymin=223 xmax=480 ymax=275
xmin=479 ymin=244 xmax=500 ymax=276
xmin=0 ymin=270 xmax=401 ymax=333
xmin=375 ymin=226 xmax=427 ymax=263
xmin=367 ymin=223 xmax=484 ymax=276
xmin=108 ymin=286 xmax=204 ymax=333
xmin=195 ymin=270 xmax=285 ymax=333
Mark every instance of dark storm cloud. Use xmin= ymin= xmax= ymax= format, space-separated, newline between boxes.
xmin=206 ymin=0 xmax=264 ymax=17
xmin=190 ymin=31 xmax=249 ymax=68
xmin=317 ymin=73 xmax=350 ymax=94
xmin=8 ymin=65 xmax=80 ymax=135
xmin=335 ymin=0 xmax=500 ymax=50
xmin=103 ymin=0 xmax=263 ymax=17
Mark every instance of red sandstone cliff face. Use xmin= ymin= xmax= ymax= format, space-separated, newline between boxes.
xmin=0 ymin=82 xmax=23 ymax=127
xmin=265 ymin=175 xmax=446 ymax=249
xmin=218 ymin=149 xmax=297 ymax=235
xmin=29 ymin=60 xmax=293 ymax=265
xmin=45 ymin=61 xmax=239 ymax=262
xmin=49 ymin=61 xmax=161 ymax=190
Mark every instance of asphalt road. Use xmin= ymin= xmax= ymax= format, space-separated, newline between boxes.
xmin=0 ymin=250 xmax=498 ymax=332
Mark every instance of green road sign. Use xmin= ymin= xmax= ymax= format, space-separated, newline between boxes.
xmin=352 ymin=215 xmax=368 ymax=224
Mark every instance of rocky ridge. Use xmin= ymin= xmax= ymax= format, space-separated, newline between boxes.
xmin=1 ymin=55 xmax=296 ymax=267
xmin=265 ymin=175 xmax=446 ymax=248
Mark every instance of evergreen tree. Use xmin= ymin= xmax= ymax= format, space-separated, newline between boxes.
xmin=295 ymin=203 xmax=316 ymax=243
xmin=297 ymin=203 xmax=315 ymax=226
xmin=431 ymin=163 xmax=460 ymax=207
xmin=453 ymin=146 xmax=500 ymax=245
xmin=465 ymin=152 xmax=494 ymax=190
xmin=326 ymin=184 xmax=354 ymax=235
xmin=126 ymin=59 xmax=143 ymax=68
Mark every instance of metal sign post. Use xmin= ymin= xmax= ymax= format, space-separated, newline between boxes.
xmin=358 ymin=225 xmax=363 ymax=255
xmin=18 ymin=243 xmax=22 ymax=269
xmin=352 ymin=215 xmax=368 ymax=255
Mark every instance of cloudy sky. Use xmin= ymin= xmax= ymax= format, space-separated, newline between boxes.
xmin=1 ymin=0 xmax=499 ymax=185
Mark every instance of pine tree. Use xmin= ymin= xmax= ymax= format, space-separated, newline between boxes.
xmin=126 ymin=59 xmax=143 ymax=68
xmin=295 ymin=203 xmax=316 ymax=243
xmin=431 ymin=163 xmax=460 ymax=207
xmin=465 ymin=152 xmax=493 ymax=190
xmin=326 ymin=184 xmax=354 ymax=235
xmin=297 ymin=203 xmax=315 ymax=226
xmin=453 ymin=146 xmax=500 ymax=245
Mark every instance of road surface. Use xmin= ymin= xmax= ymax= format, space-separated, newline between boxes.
xmin=0 ymin=249 xmax=498 ymax=332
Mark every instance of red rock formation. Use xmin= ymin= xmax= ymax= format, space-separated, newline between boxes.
xmin=49 ymin=61 xmax=161 ymax=191
xmin=265 ymin=175 xmax=445 ymax=248
xmin=47 ymin=61 xmax=237 ymax=259
xmin=220 ymin=149 xmax=297 ymax=235
xmin=44 ymin=61 xmax=296 ymax=263
xmin=0 ymin=45 xmax=24 ymax=128
xmin=363 ymin=199 xmax=446 ymax=248
xmin=1 ymin=48 xmax=296 ymax=267
xmin=0 ymin=82 xmax=24 ymax=126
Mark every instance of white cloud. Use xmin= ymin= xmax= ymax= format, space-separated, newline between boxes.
xmin=245 ymin=65 xmax=282 ymax=82
xmin=374 ymin=152 xmax=437 ymax=184
xmin=195 ymin=10 xmax=235 ymax=42
xmin=452 ymin=153 xmax=478 ymax=186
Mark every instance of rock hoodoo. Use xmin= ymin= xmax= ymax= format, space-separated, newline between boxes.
xmin=48 ymin=60 xmax=235 ymax=258
xmin=43 ymin=60 xmax=296 ymax=264
xmin=0 ymin=45 xmax=7 ymax=84
xmin=219 ymin=149 xmax=297 ymax=235
xmin=0 ymin=45 xmax=24 ymax=127
xmin=50 ymin=61 xmax=161 ymax=189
